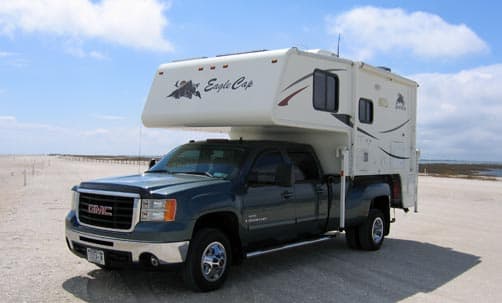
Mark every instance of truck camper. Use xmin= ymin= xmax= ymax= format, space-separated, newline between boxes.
xmin=66 ymin=47 xmax=418 ymax=291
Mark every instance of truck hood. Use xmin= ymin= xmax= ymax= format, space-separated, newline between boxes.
xmin=78 ymin=173 xmax=229 ymax=196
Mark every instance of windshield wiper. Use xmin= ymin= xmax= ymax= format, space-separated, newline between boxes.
xmin=171 ymin=171 xmax=215 ymax=178
xmin=145 ymin=169 xmax=169 ymax=173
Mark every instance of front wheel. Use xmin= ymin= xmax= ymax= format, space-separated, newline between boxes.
xmin=358 ymin=209 xmax=386 ymax=251
xmin=182 ymin=228 xmax=232 ymax=292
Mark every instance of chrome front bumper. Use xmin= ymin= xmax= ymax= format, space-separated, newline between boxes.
xmin=66 ymin=228 xmax=189 ymax=264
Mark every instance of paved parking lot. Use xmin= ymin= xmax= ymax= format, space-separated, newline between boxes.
xmin=1 ymin=156 xmax=500 ymax=302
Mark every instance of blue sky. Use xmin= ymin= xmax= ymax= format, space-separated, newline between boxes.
xmin=1 ymin=0 xmax=501 ymax=161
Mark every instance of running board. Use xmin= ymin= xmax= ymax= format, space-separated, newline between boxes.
xmin=246 ymin=234 xmax=337 ymax=258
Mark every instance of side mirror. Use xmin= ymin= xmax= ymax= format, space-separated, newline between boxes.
xmin=276 ymin=163 xmax=293 ymax=187
xmin=148 ymin=159 xmax=157 ymax=169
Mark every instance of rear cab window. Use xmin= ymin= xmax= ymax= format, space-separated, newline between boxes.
xmin=287 ymin=151 xmax=320 ymax=183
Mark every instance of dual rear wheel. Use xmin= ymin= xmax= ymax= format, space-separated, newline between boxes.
xmin=346 ymin=209 xmax=386 ymax=251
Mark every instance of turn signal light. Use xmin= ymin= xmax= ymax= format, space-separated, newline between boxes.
xmin=164 ymin=199 xmax=177 ymax=222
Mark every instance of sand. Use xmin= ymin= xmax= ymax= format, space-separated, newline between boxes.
xmin=0 ymin=155 xmax=501 ymax=302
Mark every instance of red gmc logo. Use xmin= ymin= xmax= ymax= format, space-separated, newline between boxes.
xmin=88 ymin=204 xmax=113 ymax=216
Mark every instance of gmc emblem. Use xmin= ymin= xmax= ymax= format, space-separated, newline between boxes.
xmin=88 ymin=204 xmax=113 ymax=216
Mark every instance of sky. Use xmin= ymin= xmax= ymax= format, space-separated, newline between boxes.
xmin=0 ymin=0 xmax=501 ymax=161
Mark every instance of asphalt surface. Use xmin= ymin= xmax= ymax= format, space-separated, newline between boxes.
xmin=1 ymin=156 xmax=500 ymax=302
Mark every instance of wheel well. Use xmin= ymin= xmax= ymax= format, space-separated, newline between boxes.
xmin=371 ymin=196 xmax=391 ymax=236
xmin=192 ymin=212 xmax=242 ymax=263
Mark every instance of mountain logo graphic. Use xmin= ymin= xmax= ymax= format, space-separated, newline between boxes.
xmin=395 ymin=93 xmax=406 ymax=110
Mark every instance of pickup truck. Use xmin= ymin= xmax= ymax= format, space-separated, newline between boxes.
xmin=65 ymin=139 xmax=395 ymax=291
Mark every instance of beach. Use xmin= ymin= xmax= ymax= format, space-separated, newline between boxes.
xmin=1 ymin=155 xmax=501 ymax=302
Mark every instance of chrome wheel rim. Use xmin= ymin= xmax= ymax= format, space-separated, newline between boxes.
xmin=200 ymin=241 xmax=227 ymax=282
xmin=372 ymin=217 xmax=384 ymax=244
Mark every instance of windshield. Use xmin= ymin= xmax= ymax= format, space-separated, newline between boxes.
xmin=148 ymin=144 xmax=246 ymax=179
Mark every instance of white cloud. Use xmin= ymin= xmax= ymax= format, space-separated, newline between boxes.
xmin=0 ymin=51 xmax=16 ymax=57
xmin=82 ymin=128 xmax=110 ymax=136
xmin=0 ymin=50 xmax=28 ymax=67
xmin=0 ymin=115 xmax=16 ymax=121
xmin=92 ymin=114 xmax=126 ymax=120
xmin=327 ymin=6 xmax=488 ymax=60
xmin=65 ymin=46 xmax=107 ymax=60
xmin=413 ymin=64 xmax=502 ymax=161
xmin=0 ymin=116 xmax=227 ymax=155
xmin=0 ymin=0 xmax=173 ymax=52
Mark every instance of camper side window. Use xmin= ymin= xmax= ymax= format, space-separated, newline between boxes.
xmin=359 ymin=98 xmax=374 ymax=124
xmin=313 ymin=69 xmax=339 ymax=113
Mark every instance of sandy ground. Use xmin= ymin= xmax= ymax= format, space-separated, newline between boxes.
xmin=0 ymin=155 xmax=501 ymax=302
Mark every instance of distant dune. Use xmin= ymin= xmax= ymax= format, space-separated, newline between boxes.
xmin=419 ymin=163 xmax=502 ymax=179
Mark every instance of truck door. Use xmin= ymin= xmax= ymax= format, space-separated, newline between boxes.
xmin=243 ymin=150 xmax=296 ymax=245
xmin=287 ymin=151 xmax=326 ymax=235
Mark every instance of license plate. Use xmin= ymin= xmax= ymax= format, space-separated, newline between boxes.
xmin=86 ymin=247 xmax=105 ymax=265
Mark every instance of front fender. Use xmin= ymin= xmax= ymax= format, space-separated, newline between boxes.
xmin=188 ymin=190 xmax=243 ymax=223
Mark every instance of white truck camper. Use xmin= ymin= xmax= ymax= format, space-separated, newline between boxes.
xmin=65 ymin=47 xmax=420 ymax=292
xmin=142 ymin=47 xmax=419 ymax=215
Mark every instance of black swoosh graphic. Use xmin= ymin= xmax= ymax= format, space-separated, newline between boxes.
xmin=281 ymin=68 xmax=346 ymax=92
xmin=380 ymin=119 xmax=410 ymax=134
xmin=357 ymin=127 xmax=379 ymax=140
xmin=332 ymin=114 xmax=353 ymax=127
xmin=379 ymin=147 xmax=409 ymax=159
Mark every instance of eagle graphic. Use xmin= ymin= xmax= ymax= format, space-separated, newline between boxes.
xmin=167 ymin=80 xmax=201 ymax=99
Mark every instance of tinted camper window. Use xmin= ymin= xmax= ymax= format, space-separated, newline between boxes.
xmin=359 ymin=98 xmax=374 ymax=124
xmin=313 ymin=69 xmax=339 ymax=112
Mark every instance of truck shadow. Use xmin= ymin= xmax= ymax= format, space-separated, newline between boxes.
xmin=62 ymin=237 xmax=480 ymax=303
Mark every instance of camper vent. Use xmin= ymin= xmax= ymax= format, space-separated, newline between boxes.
xmin=377 ymin=66 xmax=392 ymax=72
xmin=216 ymin=50 xmax=267 ymax=57
xmin=171 ymin=56 xmax=208 ymax=63
xmin=307 ymin=49 xmax=337 ymax=57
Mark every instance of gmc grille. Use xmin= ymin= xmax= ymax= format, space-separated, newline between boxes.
xmin=78 ymin=193 xmax=134 ymax=230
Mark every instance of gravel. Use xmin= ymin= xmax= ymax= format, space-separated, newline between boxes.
xmin=1 ymin=155 xmax=501 ymax=302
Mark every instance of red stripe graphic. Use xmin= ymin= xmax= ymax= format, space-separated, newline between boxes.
xmin=277 ymin=86 xmax=309 ymax=106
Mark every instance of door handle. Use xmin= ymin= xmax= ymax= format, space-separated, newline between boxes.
xmin=282 ymin=191 xmax=294 ymax=199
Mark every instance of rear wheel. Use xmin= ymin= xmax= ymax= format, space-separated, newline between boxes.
xmin=182 ymin=228 xmax=232 ymax=292
xmin=358 ymin=209 xmax=386 ymax=251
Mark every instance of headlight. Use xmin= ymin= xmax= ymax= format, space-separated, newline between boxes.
xmin=141 ymin=199 xmax=177 ymax=222
xmin=71 ymin=191 xmax=79 ymax=211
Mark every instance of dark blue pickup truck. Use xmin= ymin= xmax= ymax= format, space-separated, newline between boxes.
xmin=66 ymin=139 xmax=397 ymax=291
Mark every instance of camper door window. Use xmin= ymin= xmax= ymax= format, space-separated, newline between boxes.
xmin=313 ymin=69 xmax=339 ymax=113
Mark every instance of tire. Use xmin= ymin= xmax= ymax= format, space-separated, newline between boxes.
xmin=345 ymin=227 xmax=361 ymax=249
xmin=182 ymin=228 xmax=232 ymax=292
xmin=358 ymin=209 xmax=386 ymax=251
